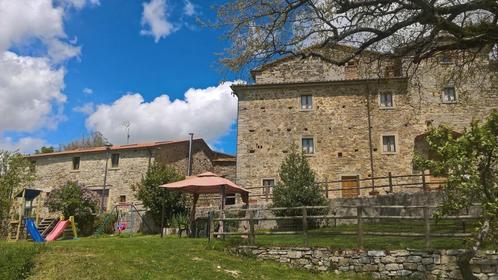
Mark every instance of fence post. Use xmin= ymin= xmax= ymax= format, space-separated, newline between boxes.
xmin=424 ymin=206 xmax=431 ymax=249
xmin=302 ymin=207 xmax=309 ymax=246
xmin=208 ymin=211 xmax=214 ymax=242
xmin=325 ymin=177 xmax=329 ymax=199
xmin=249 ymin=210 xmax=255 ymax=245
xmin=356 ymin=177 xmax=361 ymax=197
xmin=357 ymin=206 xmax=364 ymax=249
xmin=388 ymin=172 xmax=393 ymax=193
xmin=422 ymin=170 xmax=427 ymax=192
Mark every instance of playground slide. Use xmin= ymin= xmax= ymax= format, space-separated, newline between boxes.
xmin=45 ymin=220 xmax=69 ymax=241
xmin=25 ymin=218 xmax=45 ymax=243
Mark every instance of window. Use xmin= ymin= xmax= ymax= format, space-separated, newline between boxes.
xmin=442 ymin=87 xmax=457 ymax=103
xmin=300 ymin=95 xmax=312 ymax=110
xmin=379 ymin=92 xmax=394 ymax=108
xmin=119 ymin=195 xmax=126 ymax=203
xmin=72 ymin=157 xmax=80 ymax=170
xmin=111 ymin=153 xmax=120 ymax=168
xmin=382 ymin=135 xmax=397 ymax=153
xmin=262 ymin=179 xmax=275 ymax=188
xmin=225 ymin=194 xmax=236 ymax=205
xmin=302 ymin=137 xmax=315 ymax=154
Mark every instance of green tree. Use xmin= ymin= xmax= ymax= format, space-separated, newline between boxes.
xmin=414 ymin=110 xmax=497 ymax=279
xmin=132 ymin=164 xmax=188 ymax=228
xmin=34 ymin=146 xmax=55 ymax=154
xmin=272 ymin=146 xmax=327 ymax=216
xmin=0 ymin=151 xmax=34 ymax=238
xmin=45 ymin=181 xmax=99 ymax=235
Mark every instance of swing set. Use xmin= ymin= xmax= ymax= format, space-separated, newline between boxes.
xmin=95 ymin=202 xmax=152 ymax=236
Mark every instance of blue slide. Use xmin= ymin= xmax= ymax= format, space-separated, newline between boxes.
xmin=25 ymin=218 xmax=45 ymax=243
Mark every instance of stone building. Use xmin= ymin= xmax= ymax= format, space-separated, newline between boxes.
xmin=27 ymin=139 xmax=235 ymax=211
xmin=232 ymin=45 xmax=498 ymax=201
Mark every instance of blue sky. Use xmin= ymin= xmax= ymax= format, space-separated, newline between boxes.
xmin=0 ymin=0 xmax=242 ymax=155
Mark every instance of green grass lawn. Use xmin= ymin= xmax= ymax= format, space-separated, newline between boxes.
xmin=17 ymin=235 xmax=370 ymax=280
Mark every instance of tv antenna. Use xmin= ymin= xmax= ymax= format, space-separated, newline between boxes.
xmin=122 ymin=121 xmax=131 ymax=144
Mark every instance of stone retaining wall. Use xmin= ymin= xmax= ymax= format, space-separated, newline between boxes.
xmin=232 ymin=246 xmax=498 ymax=279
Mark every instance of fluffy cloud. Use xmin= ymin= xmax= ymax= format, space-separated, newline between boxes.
xmin=140 ymin=0 xmax=177 ymax=42
xmin=0 ymin=51 xmax=66 ymax=132
xmin=0 ymin=136 xmax=48 ymax=154
xmin=73 ymin=102 xmax=95 ymax=115
xmin=82 ymin=87 xmax=93 ymax=95
xmin=0 ymin=0 xmax=92 ymax=152
xmin=86 ymin=82 xmax=241 ymax=145
xmin=0 ymin=0 xmax=80 ymax=62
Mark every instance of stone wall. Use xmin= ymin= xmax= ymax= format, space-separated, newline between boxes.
xmin=234 ymin=52 xmax=498 ymax=201
xmin=232 ymin=246 xmax=498 ymax=280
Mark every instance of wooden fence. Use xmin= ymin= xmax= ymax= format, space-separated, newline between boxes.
xmin=206 ymin=204 xmax=480 ymax=249
xmin=245 ymin=171 xmax=447 ymax=202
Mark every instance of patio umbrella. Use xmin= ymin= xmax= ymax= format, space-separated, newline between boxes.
xmin=160 ymin=172 xmax=250 ymax=235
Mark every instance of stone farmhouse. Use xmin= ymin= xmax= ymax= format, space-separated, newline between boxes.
xmin=232 ymin=45 xmax=498 ymax=201
xmin=27 ymin=139 xmax=235 ymax=211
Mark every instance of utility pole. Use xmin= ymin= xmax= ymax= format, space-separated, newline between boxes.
xmin=100 ymin=143 xmax=113 ymax=213
xmin=187 ymin=133 xmax=194 ymax=176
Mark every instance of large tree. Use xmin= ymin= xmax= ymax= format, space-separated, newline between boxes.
xmin=414 ymin=110 xmax=497 ymax=279
xmin=61 ymin=131 xmax=107 ymax=151
xmin=0 ymin=151 xmax=34 ymax=238
xmin=132 ymin=163 xmax=188 ymax=228
xmin=217 ymin=0 xmax=498 ymax=71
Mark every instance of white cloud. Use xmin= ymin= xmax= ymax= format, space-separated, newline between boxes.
xmin=57 ymin=0 xmax=100 ymax=9
xmin=73 ymin=102 xmax=95 ymax=115
xmin=0 ymin=136 xmax=48 ymax=153
xmin=0 ymin=0 xmax=81 ymax=62
xmin=183 ymin=0 xmax=196 ymax=17
xmin=140 ymin=0 xmax=177 ymax=42
xmin=0 ymin=51 xmax=66 ymax=132
xmin=86 ymin=81 xmax=242 ymax=145
xmin=82 ymin=87 xmax=93 ymax=95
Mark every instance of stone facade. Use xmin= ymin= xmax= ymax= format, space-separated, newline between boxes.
xmin=27 ymin=139 xmax=235 ymax=215
xmin=233 ymin=49 xmax=498 ymax=201
xmin=233 ymin=246 xmax=498 ymax=280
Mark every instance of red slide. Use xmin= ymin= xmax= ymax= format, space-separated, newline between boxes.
xmin=45 ymin=220 xmax=70 ymax=241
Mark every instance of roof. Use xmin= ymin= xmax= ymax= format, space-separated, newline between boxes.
xmin=27 ymin=138 xmax=235 ymax=160
xmin=232 ymin=77 xmax=408 ymax=95
xmin=250 ymin=43 xmax=390 ymax=80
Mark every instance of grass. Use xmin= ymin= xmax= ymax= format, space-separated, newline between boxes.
xmin=0 ymin=242 xmax=45 ymax=280
xmin=227 ymin=220 xmax=497 ymax=250
xmin=19 ymin=235 xmax=370 ymax=280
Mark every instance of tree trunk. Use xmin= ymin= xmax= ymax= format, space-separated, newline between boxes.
xmin=457 ymin=220 xmax=490 ymax=280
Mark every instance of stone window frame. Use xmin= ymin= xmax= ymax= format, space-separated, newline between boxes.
xmin=111 ymin=153 xmax=120 ymax=169
xmin=261 ymin=178 xmax=276 ymax=195
xmin=378 ymin=90 xmax=395 ymax=109
xmin=441 ymin=86 xmax=457 ymax=104
xmin=300 ymin=95 xmax=313 ymax=111
xmin=72 ymin=156 xmax=80 ymax=170
xmin=300 ymin=136 xmax=316 ymax=155
xmin=380 ymin=133 xmax=399 ymax=155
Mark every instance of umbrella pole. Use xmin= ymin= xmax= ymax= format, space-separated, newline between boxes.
xmin=219 ymin=186 xmax=226 ymax=238
xmin=190 ymin=193 xmax=199 ymax=237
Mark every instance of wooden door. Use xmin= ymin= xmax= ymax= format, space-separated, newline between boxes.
xmin=341 ymin=176 xmax=359 ymax=198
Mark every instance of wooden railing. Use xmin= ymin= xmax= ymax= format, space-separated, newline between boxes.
xmin=244 ymin=171 xmax=447 ymax=202
xmin=207 ymin=204 xmax=480 ymax=249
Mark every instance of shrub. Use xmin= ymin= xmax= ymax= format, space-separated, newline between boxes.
xmin=0 ymin=243 xmax=45 ymax=280
xmin=45 ymin=181 xmax=99 ymax=236
xmin=272 ymin=146 xmax=327 ymax=228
